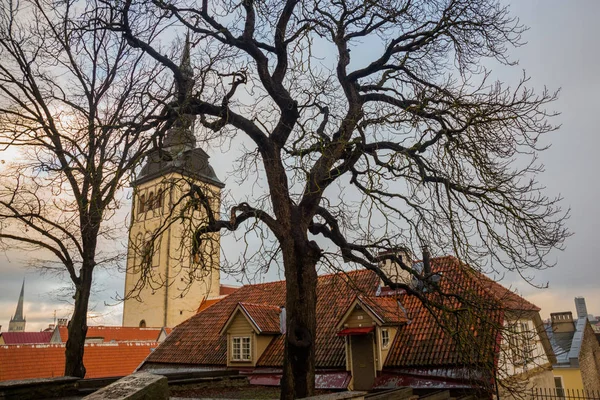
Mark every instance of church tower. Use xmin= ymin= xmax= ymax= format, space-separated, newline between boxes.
xmin=122 ymin=36 xmax=224 ymax=328
xmin=8 ymin=280 xmax=26 ymax=332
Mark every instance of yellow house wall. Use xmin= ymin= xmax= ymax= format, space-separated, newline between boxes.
xmin=227 ymin=312 xmax=255 ymax=367
xmin=344 ymin=307 xmax=376 ymax=329
xmin=256 ymin=335 xmax=274 ymax=362
xmin=554 ymin=368 xmax=584 ymax=392
xmin=123 ymin=173 xmax=221 ymax=328
xmin=376 ymin=326 xmax=397 ymax=371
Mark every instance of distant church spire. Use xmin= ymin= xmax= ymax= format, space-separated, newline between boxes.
xmin=8 ymin=279 xmax=26 ymax=332
xmin=163 ymin=32 xmax=197 ymax=155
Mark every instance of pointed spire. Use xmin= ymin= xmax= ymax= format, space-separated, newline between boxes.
xmin=177 ymin=31 xmax=194 ymax=99
xmin=11 ymin=279 xmax=25 ymax=323
xmin=164 ymin=31 xmax=197 ymax=155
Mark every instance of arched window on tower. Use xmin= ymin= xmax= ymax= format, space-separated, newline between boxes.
xmin=138 ymin=194 xmax=146 ymax=215
xmin=147 ymin=192 xmax=154 ymax=213
xmin=155 ymin=189 xmax=163 ymax=211
xmin=139 ymin=320 xmax=146 ymax=328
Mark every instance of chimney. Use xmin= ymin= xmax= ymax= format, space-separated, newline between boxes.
xmin=422 ymin=245 xmax=431 ymax=275
xmin=575 ymin=297 xmax=588 ymax=319
xmin=279 ymin=306 xmax=286 ymax=334
xmin=551 ymin=312 xmax=576 ymax=333
xmin=378 ymin=247 xmax=413 ymax=286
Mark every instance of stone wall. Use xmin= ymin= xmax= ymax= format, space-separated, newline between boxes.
xmin=579 ymin=323 xmax=600 ymax=392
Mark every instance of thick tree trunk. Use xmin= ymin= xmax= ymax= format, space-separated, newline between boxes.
xmin=280 ymin=236 xmax=320 ymax=400
xmin=64 ymin=266 xmax=93 ymax=378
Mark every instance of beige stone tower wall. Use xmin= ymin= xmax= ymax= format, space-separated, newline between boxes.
xmin=122 ymin=173 xmax=221 ymax=328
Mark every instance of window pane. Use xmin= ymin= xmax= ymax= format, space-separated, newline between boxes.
xmin=242 ymin=337 xmax=251 ymax=360
xmin=232 ymin=338 xmax=241 ymax=360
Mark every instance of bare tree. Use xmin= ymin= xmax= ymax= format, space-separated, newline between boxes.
xmin=0 ymin=0 xmax=169 ymax=377
xmin=102 ymin=0 xmax=568 ymax=397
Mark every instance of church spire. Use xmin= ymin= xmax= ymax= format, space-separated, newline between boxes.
xmin=178 ymin=32 xmax=193 ymax=98
xmin=9 ymin=279 xmax=26 ymax=331
xmin=164 ymin=31 xmax=197 ymax=155
xmin=12 ymin=279 xmax=25 ymax=322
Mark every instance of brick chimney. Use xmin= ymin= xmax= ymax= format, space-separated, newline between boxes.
xmin=551 ymin=311 xmax=576 ymax=333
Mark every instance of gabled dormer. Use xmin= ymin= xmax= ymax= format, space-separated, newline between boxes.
xmin=336 ymin=295 xmax=407 ymax=391
xmin=220 ymin=303 xmax=281 ymax=367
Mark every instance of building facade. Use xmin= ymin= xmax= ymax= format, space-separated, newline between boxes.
xmin=122 ymin=37 xmax=224 ymax=328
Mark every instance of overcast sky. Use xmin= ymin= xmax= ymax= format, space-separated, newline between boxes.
xmin=1 ymin=0 xmax=599 ymax=331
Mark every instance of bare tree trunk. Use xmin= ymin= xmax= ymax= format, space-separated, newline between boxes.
xmin=280 ymin=234 xmax=320 ymax=400
xmin=64 ymin=265 xmax=93 ymax=378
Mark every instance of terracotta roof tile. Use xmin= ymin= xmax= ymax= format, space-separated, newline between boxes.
xmin=146 ymin=256 xmax=539 ymax=371
xmin=384 ymin=257 xmax=506 ymax=367
xmin=0 ymin=342 xmax=157 ymax=381
xmin=219 ymin=285 xmax=239 ymax=295
xmin=0 ymin=332 xmax=52 ymax=345
xmin=197 ymin=298 xmax=224 ymax=313
xmin=358 ymin=296 xmax=408 ymax=325
xmin=146 ymin=269 xmax=379 ymax=368
xmin=478 ymin=274 xmax=539 ymax=312
xmin=56 ymin=326 xmax=162 ymax=343
xmin=238 ymin=303 xmax=281 ymax=334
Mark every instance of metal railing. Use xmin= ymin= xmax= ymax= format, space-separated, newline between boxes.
xmin=531 ymin=388 xmax=600 ymax=400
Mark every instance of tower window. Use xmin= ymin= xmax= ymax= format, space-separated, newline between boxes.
xmin=155 ymin=190 xmax=163 ymax=210
xmin=138 ymin=194 xmax=146 ymax=215
xmin=139 ymin=320 xmax=146 ymax=328
xmin=147 ymin=192 xmax=154 ymax=212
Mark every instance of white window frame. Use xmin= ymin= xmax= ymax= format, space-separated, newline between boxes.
xmin=231 ymin=336 xmax=252 ymax=361
xmin=381 ymin=329 xmax=390 ymax=349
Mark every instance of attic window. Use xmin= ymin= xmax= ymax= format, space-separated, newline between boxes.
xmin=381 ymin=329 xmax=390 ymax=349
xmin=232 ymin=336 xmax=251 ymax=361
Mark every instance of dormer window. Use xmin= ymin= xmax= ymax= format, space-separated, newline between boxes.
xmin=232 ymin=336 xmax=251 ymax=361
xmin=381 ymin=329 xmax=390 ymax=349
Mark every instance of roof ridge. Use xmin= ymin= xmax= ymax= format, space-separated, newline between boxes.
xmin=234 ymin=268 xmax=374 ymax=289
xmin=239 ymin=302 xmax=281 ymax=309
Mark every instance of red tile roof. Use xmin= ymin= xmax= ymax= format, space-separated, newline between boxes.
xmin=55 ymin=326 xmax=162 ymax=343
xmin=0 ymin=332 xmax=52 ymax=345
xmin=358 ymin=296 xmax=408 ymax=325
xmin=197 ymin=297 xmax=224 ymax=313
xmin=478 ymin=274 xmax=539 ymax=312
xmin=220 ymin=285 xmax=239 ymax=295
xmin=145 ymin=256 xmax=539 ymax=371
xmin=0 ymin=342 xmax=157 ymax=381
xmin=384 ymin=257 xmax=506 ymax=367
xmin=146 ymin=269 xmax=379 ymax=368
xmin=238 ymin=303 xmax=281 ymax=334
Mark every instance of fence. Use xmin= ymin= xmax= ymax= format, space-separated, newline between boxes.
xmin=531 ymin=388 xmax=600 ymax=400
